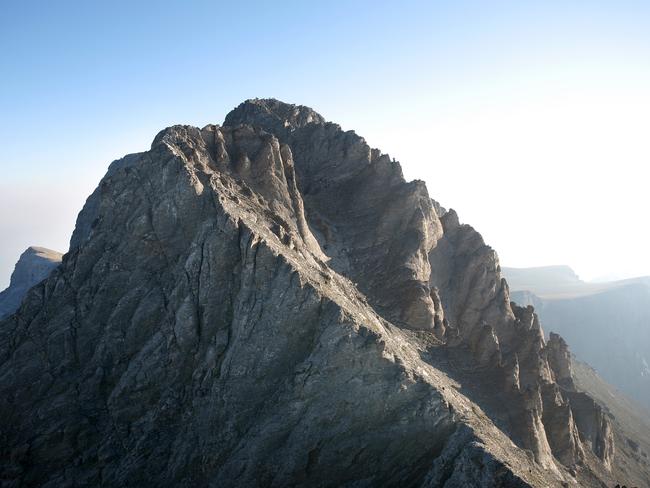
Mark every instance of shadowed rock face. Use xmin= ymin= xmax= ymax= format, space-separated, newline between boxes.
xmin=0 ymin=246 xmax=62 ymax=319
xmin=0 ymin=99 xmax=647 ymax=487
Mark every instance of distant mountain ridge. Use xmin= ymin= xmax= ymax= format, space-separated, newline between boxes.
xmin=503 ymin=265 xmax=650 ymax=411
xmin=504 ymin=265 xmax=650 ymax=300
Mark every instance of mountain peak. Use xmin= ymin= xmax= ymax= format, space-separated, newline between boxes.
xmin=0 ymin=246 xmax=62 ymax=319
xmin=2 ymin=100 xmax=647 ymax=487
xmin=224 ymin=98 xmax=326 ymax=134
xmin=8 ymin=246 xmax=62 ymax=287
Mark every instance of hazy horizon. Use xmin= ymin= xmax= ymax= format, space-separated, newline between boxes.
xmin=2 ymin=1 xmax=649 ymax=289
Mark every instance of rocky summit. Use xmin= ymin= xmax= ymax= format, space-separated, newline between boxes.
xmin=0 ymin=246 xmax=62 ymax=320
xmin=1 ymin=99 xmax=648 ymax=487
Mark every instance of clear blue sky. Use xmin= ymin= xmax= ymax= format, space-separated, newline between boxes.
xmin=2 ymin=1 xmax=650 ymax=287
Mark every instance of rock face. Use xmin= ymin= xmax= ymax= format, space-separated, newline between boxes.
xmin=0 ymin=246 xmax=62 ymax=319
xmin=504 ymin=266 xmax=650 ymax=411
xmin=571 ymin=358 xmax=650 ymax=488
xmin=0 ymin=99 xmax=647 ymax=487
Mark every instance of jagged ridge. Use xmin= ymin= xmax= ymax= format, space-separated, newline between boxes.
xmin=1 ymin=99 xmax=646 ymax=487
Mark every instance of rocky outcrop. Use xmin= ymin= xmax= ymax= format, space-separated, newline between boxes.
xmin=0 ymin=99 xmax=643 ymax=487
xmin=571 ymin=357 xmax=650 ymax=488
xmin=227 ymin=100 xmax=444 ymax=332
xmin=540 ymin=383 xmax=584 ymax=468
xmin=0 ymin=246 xmax=62 ymax=319
xmin=546 ymin=333 xmax=575 ymax=389
xmin=505 ymin=266 xmax=650 ymax=412
xmin=563 ymin=390 xmax=615 ymax=470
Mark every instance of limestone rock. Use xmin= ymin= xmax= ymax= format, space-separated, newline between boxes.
xmin=0 ymin=246 xmax=62 ymax=319
xmin=546 ymin=333 xmax=575 ymax=389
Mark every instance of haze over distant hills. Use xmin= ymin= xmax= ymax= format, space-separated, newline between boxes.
xmin=503 ymin=265 xmax=650 ymax=411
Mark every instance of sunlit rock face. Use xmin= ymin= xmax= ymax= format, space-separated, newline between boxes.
xmin=0 ymin=99 xmax=646 ymax=487
xmin=0 ymin=246 xmax=62 ymax=319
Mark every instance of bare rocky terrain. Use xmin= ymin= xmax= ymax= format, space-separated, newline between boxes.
xmin=0 ymin=247 xmax=62 ymax=320
xmin=572 ymin=358 xmax=650 ymax=482
xmin=504 ymin=266 xmax=650 ymax=411
xmin=1 ymin=99 xmax=648 ymax=487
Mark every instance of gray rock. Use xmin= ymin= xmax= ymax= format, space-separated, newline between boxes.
xmin=0 ymin=99 xmax=647 ymax=487
xmin=0 ymin=246 xmax=62 ymax=319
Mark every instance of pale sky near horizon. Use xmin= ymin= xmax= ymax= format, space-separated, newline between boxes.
xmin=1 ymin=1 xmax=649 ymax=289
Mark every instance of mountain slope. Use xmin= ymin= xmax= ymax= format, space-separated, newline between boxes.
xmin=572 ymin=358 xmax=650 ymax=471
xmin=503 ymin=266 xmax=650 ymax=411
xmin=1 ymin=100 xmax=647 ymax=487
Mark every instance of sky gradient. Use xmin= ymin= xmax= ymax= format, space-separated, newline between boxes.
xmin=1 ymin=0 xmax=649 ymax=288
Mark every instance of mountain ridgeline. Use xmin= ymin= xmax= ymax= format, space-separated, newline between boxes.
xmin=1 ymin=99 xmax=648 ymax=487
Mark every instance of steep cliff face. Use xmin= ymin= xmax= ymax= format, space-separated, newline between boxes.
xmin=227 ymin=100 xmax=620 ymax=472
xmin=572 ymin=358 xmax=650 ymax=488
xmin=0 ymin=99 xmax=645 ymax=487
xmin=0 ymin=246 xmax=62 ymax=319
xmin=227 ymin=105 xmax=444 ymax=332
